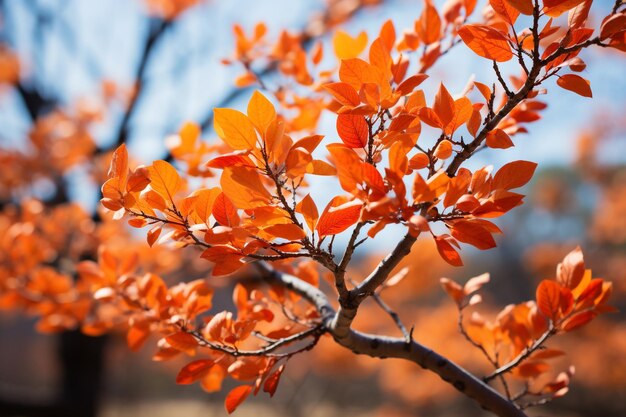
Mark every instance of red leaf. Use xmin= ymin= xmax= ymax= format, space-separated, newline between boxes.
xmin=323 ymin=82 xmax=361 ymax=106
xmin=450 ymin=220 xmax=497 ymax=250
xmin=557 ymin=74 xmax=592 ymax=98
xmin=176 ymin=359 xmax=215 ymax=384
xmin=434 ymin=235 xmax=463 ymax=266
xmin=263 ymin=365 xmax=285 ymax=397
xmin=225 ymin=385 xmax=252 ymax=414
xmin=458 ymin=24 xmax=513 ymax=62
xmin=536 ymin=280 xmax=562 ymax=321
xmin=316 ymin=197 xmax=362 ymax=237
xmin=336 ymin=114 xmax=369 ymax=148
xmin=492 ymin=160 xmax=537 ymax=190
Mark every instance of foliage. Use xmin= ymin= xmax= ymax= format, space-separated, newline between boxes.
xmin=1 ymin=0 xmax=625 ymax=416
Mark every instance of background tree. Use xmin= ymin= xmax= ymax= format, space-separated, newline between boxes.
xmin=0 ymin=0 xmax=624 ymax=416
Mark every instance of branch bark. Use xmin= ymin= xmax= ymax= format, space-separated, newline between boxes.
xmin=256 ymin=262 xmax=527 ymax=417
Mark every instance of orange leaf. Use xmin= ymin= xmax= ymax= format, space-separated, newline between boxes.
xmin=369 ymin=38 xmax=392 ymax=76
xmin=214 ymin=108 xmax=258 ymax=149
xmin=192 ymin=187 xmax=221 ymax=224
xmin=326 ymin=144 xmax=364 ymax=194
xmin=333 ymin=30 xmax=368 ymax=60
xmin=440 ymin=277 xmax=465 ymax=305
xmin=177 ymin=359 xmax=215 ymax=384
xmin=127 ymin=323 xmax=150 ymax=352
xmin=264 ymin=223 xmax=306 ymax=241
xmin=556 ymin=74 xmax=592 ymax=98
xmin=486 ymin=128 xmax=514 ymax=149
xmin=447 ymin=97 xmax=473 ymax=135
xmin=247 ymin=90 xmax=276 ymax=134
xmin=201 ymin=246 xmax=246 ymax=276
xmin=409 ymin=152 xmax=430 ymax=170
xmin=166 ymin=331 xmax=199 ymax=356
xmin=458 ymin=24 xmax=513 ymax=62
xmin=147 ymin=225 xmax=162 ymax=247
xmin=339 ymin=58 xmax=382 ymax=91
xmin=560 ymin=310 xmax=595 ymax=331
xmin=556 ymin=247 xmax=585 ymax=290
xmin=416 ymin=0 xmax=442 ymax=44
xmin=396 ymin=74 xmax=428 ymax=96
xmin=536 ymin=280 xmax=562 ymax=320
xmin=148 ymin=160 xmax=182 ymax=203
xmin=316 ymin=197 xmax=362 ymax=237
xmin=108 ymin=144 xmax=128 ymax=184
xmin=225 ymin=385 xmax=252 ymax=414
xmin=296 ymin=193 xmax=319 ymax=232
xmin=490 ymin=0 xmax=520 ymax=24
xmin=434 ymin=140 xmax=453 ymax=160
xmin=379 ymin=19 xmax=396 ymax=51
xmin=435 ymin=235 xmax=463 ymax=266
xmin=505 ymin=0 xmax=533 ymax=14
xmin=336 ymin=114 xmax=369 ymax=148
xmin=212 ymin=192 xmax=240 ymax=227
xmin=220 ymin=166 xmax=272 ymax=209
xmin=543 ymin=0 xmax=586 ymax=18
xmin=450 ymin=220 xmax=497 ymax=250
xmin=263 ymin=365 xmax=285 ymax=397
xmin=492 ymin=160 xmax=537 ymax=190
xmin=600 ymin=13 xmax=626 ymax=40
xmin=433 ymin=83 xmax=455 ymax=127
xmin=323 ymin=82 xmax=361 ymax=107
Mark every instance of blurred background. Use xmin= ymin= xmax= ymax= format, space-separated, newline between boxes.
xmin=0 ymin=0 xmax=625 ymax=416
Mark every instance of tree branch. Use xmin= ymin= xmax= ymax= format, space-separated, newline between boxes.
xmin=256 ymin=261 xmax=527 ymax=417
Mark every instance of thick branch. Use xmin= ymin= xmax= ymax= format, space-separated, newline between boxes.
xmin=350 ymin=233 xmax=417 ymax=305
xmin=256 ymin=262 xmax=527 ymax=417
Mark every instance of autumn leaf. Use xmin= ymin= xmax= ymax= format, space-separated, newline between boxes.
xmin=557 ymin=247 xmax=585 ymax=290
xmin=165 ymin=331 xmax=199 ymax=356
xmin=108 ymin=144 xmax=128 ymax=184
xmin=247 ymin=90 xmax=276 ymax=134
xmin=433 ymin=83 xmax=455 ymax=127
xmin=416 ymin=0 xmax=442 ymax=45
xmin=220 ymin=166 xmax=272 ymax=209
xmin=450 ymin=220 xmax=497 ymax=250
xmin=323 ymin=82 xmax=361 ymax=107
xmin=557 ymin=74 xmax=592 ymax=98
xmin=214 ymin=108 xmax=258 ymax=149
xmin=225 ymin=385 xmax=252 ymax=414
xmin=333 ymin=30 xmax=368 ymax=59
xmin=295 ymin=194 xmax=319 ymax=232
xmin=316 ymin=197 xmax=362 ymax=237
xmin=486 ymin=129 xmax=514 ymax=149
xmin=148 ymin=160 xmax=182 ymax=203
xmin=492 ymin=160 xmax=537 ymax=190
xmin=434 ymin=235 xmax=463 ymax=266
xmin=505 ymin=0 xmax=533 ymax=15
xmin=536 ymin=280 xmax=562 ymax=321
xmin=543 ymin=0 xmax=587 ymax=18
xmin=336 ymin=114 xmax=369 ymax=148
xmin=489 ymin=0 xmax=520 ymax=24
xmin=339 ymin=58 xmax=381 ymax=91
xmin=458 ymin=24 xmax=513 ymax=62
xmin=263 ymin=365 xmax=285 ymax=397
xmin=176 ymin=359 xmax=215 ymax=384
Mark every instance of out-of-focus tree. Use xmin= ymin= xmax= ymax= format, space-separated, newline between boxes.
xmin=0 ymin=0 xmax=625 ymax=416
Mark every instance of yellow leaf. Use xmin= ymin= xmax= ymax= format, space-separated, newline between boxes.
xmin=214 ymin=108 xmax=258 ymax=150
xmin=220 ymin=166 xmax=272 ymax=209
xmin=247 ymin=90 xmax=276 ymax=134
xmin=333 ymin=30 xmax=368 ymax=60
xmin=148 ymin=160 xmax=182 ymax=203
